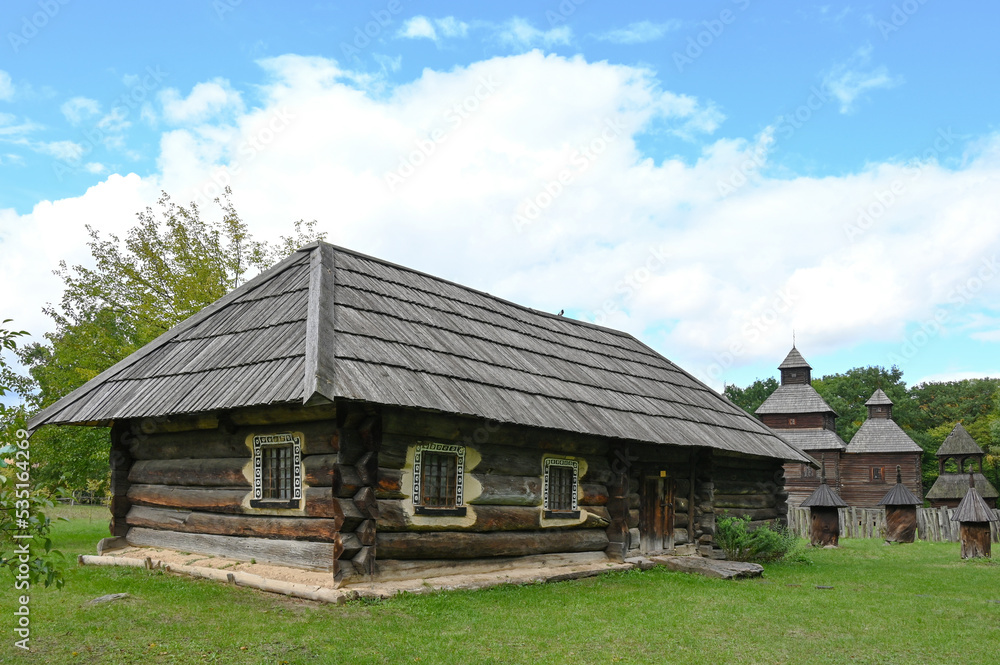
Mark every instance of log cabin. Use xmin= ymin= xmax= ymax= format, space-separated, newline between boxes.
xmin=28 ymin=242 xmax=812 ymax=584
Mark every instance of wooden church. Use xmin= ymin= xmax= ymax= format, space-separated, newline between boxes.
xmin=29 ymin=242 xmax=812 ymax=584
xmin=756 ymin=348 xmax=922 ymax=508
xmin=755 ymin=347 xmax=847 ymax=507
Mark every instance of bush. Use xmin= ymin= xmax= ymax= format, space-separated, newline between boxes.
xmin=716 ymin=514 xmax=801 ymax=563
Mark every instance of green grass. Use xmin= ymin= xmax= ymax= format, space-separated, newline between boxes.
xmin=2 ymin=507 xmax=998 ymax=664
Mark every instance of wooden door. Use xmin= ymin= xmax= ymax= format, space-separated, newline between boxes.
xmin=640 ymin=475 xmax=675 ymax=554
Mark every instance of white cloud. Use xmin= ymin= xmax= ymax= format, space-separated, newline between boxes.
xmin=0 ymin=70 xmax=13 ymax=101
xmin=85 ymin=162 xmax=106 ymax=174
xmin=35 ymin=140 xmax=85 ymax=162
xmin=970 ymin=329 xmax=1000 ymax=342
xmin=495 ymin=18 xmax=571 ymax=50
xmin=597 ymin=20 xmax=684 ymax=44
xmin=822 ymin=44 xmax=903 ymax=113
xmin=3 ymin=52 xmax=1000 ymax=394
xmin=60 ymin=97 xmax=101 ymax=125
xmin=398 ymin=16 xmax=469 ymax=43
xmin=159 ymin=78 xmax=244 ymax=124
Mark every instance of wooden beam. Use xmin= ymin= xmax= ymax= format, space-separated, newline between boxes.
xmin=377 ymin=529 xmax=609 ymax=559
xmin=125 ymin=505 xmax=341 ymax=541
xmin=129 ymin=458 xmax=248 ymax=487
xmin=126 ymin=527 xmax=337 ymax=571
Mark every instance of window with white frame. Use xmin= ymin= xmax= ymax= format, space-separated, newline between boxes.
xmin=250 ymin=432 xmax=302 ymax=508
xmin=412 ymin=443 xmax=466 ymax=516
xmin=543 ymin=458 xmax=579 ymax=519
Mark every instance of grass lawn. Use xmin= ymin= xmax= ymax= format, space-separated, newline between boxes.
xmin=2 ymin=506 xmax=998 ymax=664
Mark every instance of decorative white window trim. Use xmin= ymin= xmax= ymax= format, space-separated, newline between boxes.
xmin=412 ymin=442 xmax=466 ymax=514
xmin=250 ymin=432 xmax=302 ymax=508
xmin=543 ymin=457 xmax=579 ymax=517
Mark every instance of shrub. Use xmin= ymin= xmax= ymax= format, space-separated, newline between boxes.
xmin=716 ymin=514 xmax=800 ymax=563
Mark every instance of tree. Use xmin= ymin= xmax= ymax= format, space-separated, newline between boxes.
xmin=811 ymin=366 xmax=916 ymax=443
xmin=16 ymin=190 xmax=326 ymax=494
xmin=1 ymin=320 xmax=64 ymax=589
xmin=724 ymin=377 xmax=778 ymax=415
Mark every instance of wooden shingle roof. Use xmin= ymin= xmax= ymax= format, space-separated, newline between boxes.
xmin=844 ymin=419 xmax=923 ymax=454
xmin=952 ymin=477 xmax=1000 ymax=523
xmin=878 ymin=468 xmax=922 ymax=506
xmin=927 ymin=473 xmax=999 ymax=501
xmin=865 ymin=388 xmax=893 ymax=406
xmin=778 ymin=346 xmax=811 ymax=370
xmin=755 ymin=384 xmax=838 ymax=416
xmin=29 ymin=242 xmax=811 ymax=463
xmin=800 ymin=482 xmax=848 ymax=508
xmin=936 ymin=423 xmax=984 ymax=457
xmin=769 ymin=428 xmax=847 ymax=452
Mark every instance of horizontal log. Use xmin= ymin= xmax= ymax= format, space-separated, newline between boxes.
xmin=128 ymin=485 xmax=248 ymax=513
xmin=713 ymin=494 xmax=777 ymax=510
xmin=303 ymin=454 xmax=340 ymax=487
xmin=579 ymin=483 xmax=608 ymax=506
xmin=376 ymin=468 xmax=404 ymax=499
xmin=372 ymin=551 xmax=610 ymax=582
xmin=378 ymin=443 xmax=407 ymax=470
xmin=127 ymin=484 xmax=362 ymax=526
xmin=126 ymin=505 xmax=340 ymax=541
xmin=341 ymin=533 xmax=362 ymax=559
xmin=579 ymin=456 xmax=612 ymax=484
xmin=129 ymin=458 xmax=249 ymax=487
xmin=128 ymin=421 xmax=338 ymax=460
xmin=713 ymin=481 xmax=781 ymax=496
xmin=377 ymin=529 xmax=609 ymax=559
xmin=469 ymin=475 xmax=541 ymax=506
xmin=126 ymin=527 xmax=337 ymax=571
xmin=716 ymin=508 xmax=780 ymax=521
xmin=229 ymin=402 xmax=338 ymax=427
xmin=377 ymin=501 xmax=610 ymax=532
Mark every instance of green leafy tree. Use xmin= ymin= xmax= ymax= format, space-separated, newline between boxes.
xmin=723 ymin=377 xmax=778 ymax=415
xmin=1 ymin=321 xmax=65 ymax=589
xmin=17 ymin=190 xmax=326 ymax=494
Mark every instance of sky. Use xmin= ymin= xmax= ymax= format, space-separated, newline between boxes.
xmin=1 ymin=0 xmax=999 ymax=401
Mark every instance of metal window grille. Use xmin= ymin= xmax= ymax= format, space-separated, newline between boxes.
xmin=261 ymin=445 xmax=293 ymax=500
xmin=548 ymin=465 xmax=575 ymax=511
xmin=420 ymin=452 xmax=457 ymax=508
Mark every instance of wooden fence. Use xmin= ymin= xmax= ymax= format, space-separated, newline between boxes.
xmin=786 ymin=506 xmax=1000 ymax=543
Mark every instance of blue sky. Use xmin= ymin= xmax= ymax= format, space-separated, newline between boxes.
xmin=1 ymin=0 xmax=999 ymax=396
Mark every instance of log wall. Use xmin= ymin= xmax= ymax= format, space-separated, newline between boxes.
xmin=120 ymin=404 xmax=345 ymax=574
xmin=782 ymin=451 xmax=842 ymax=508
xmin=713 ymin=452 xmax=788 ymax=550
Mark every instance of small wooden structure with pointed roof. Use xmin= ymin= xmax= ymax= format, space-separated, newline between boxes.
xmin=951 ymin=474 xmax=1000 ymax=559
xmin=799 ymin=455 xmax=848 ymax=547
xmin=840 ymin=389 xmax=923 ymax=507
xmin=755 ymin=346 xmax=844 ymax=506
xmin=877 ymin=465 xmax=922 ymax=543
xmin=926 ymin=423 xmax=998 ymax=509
